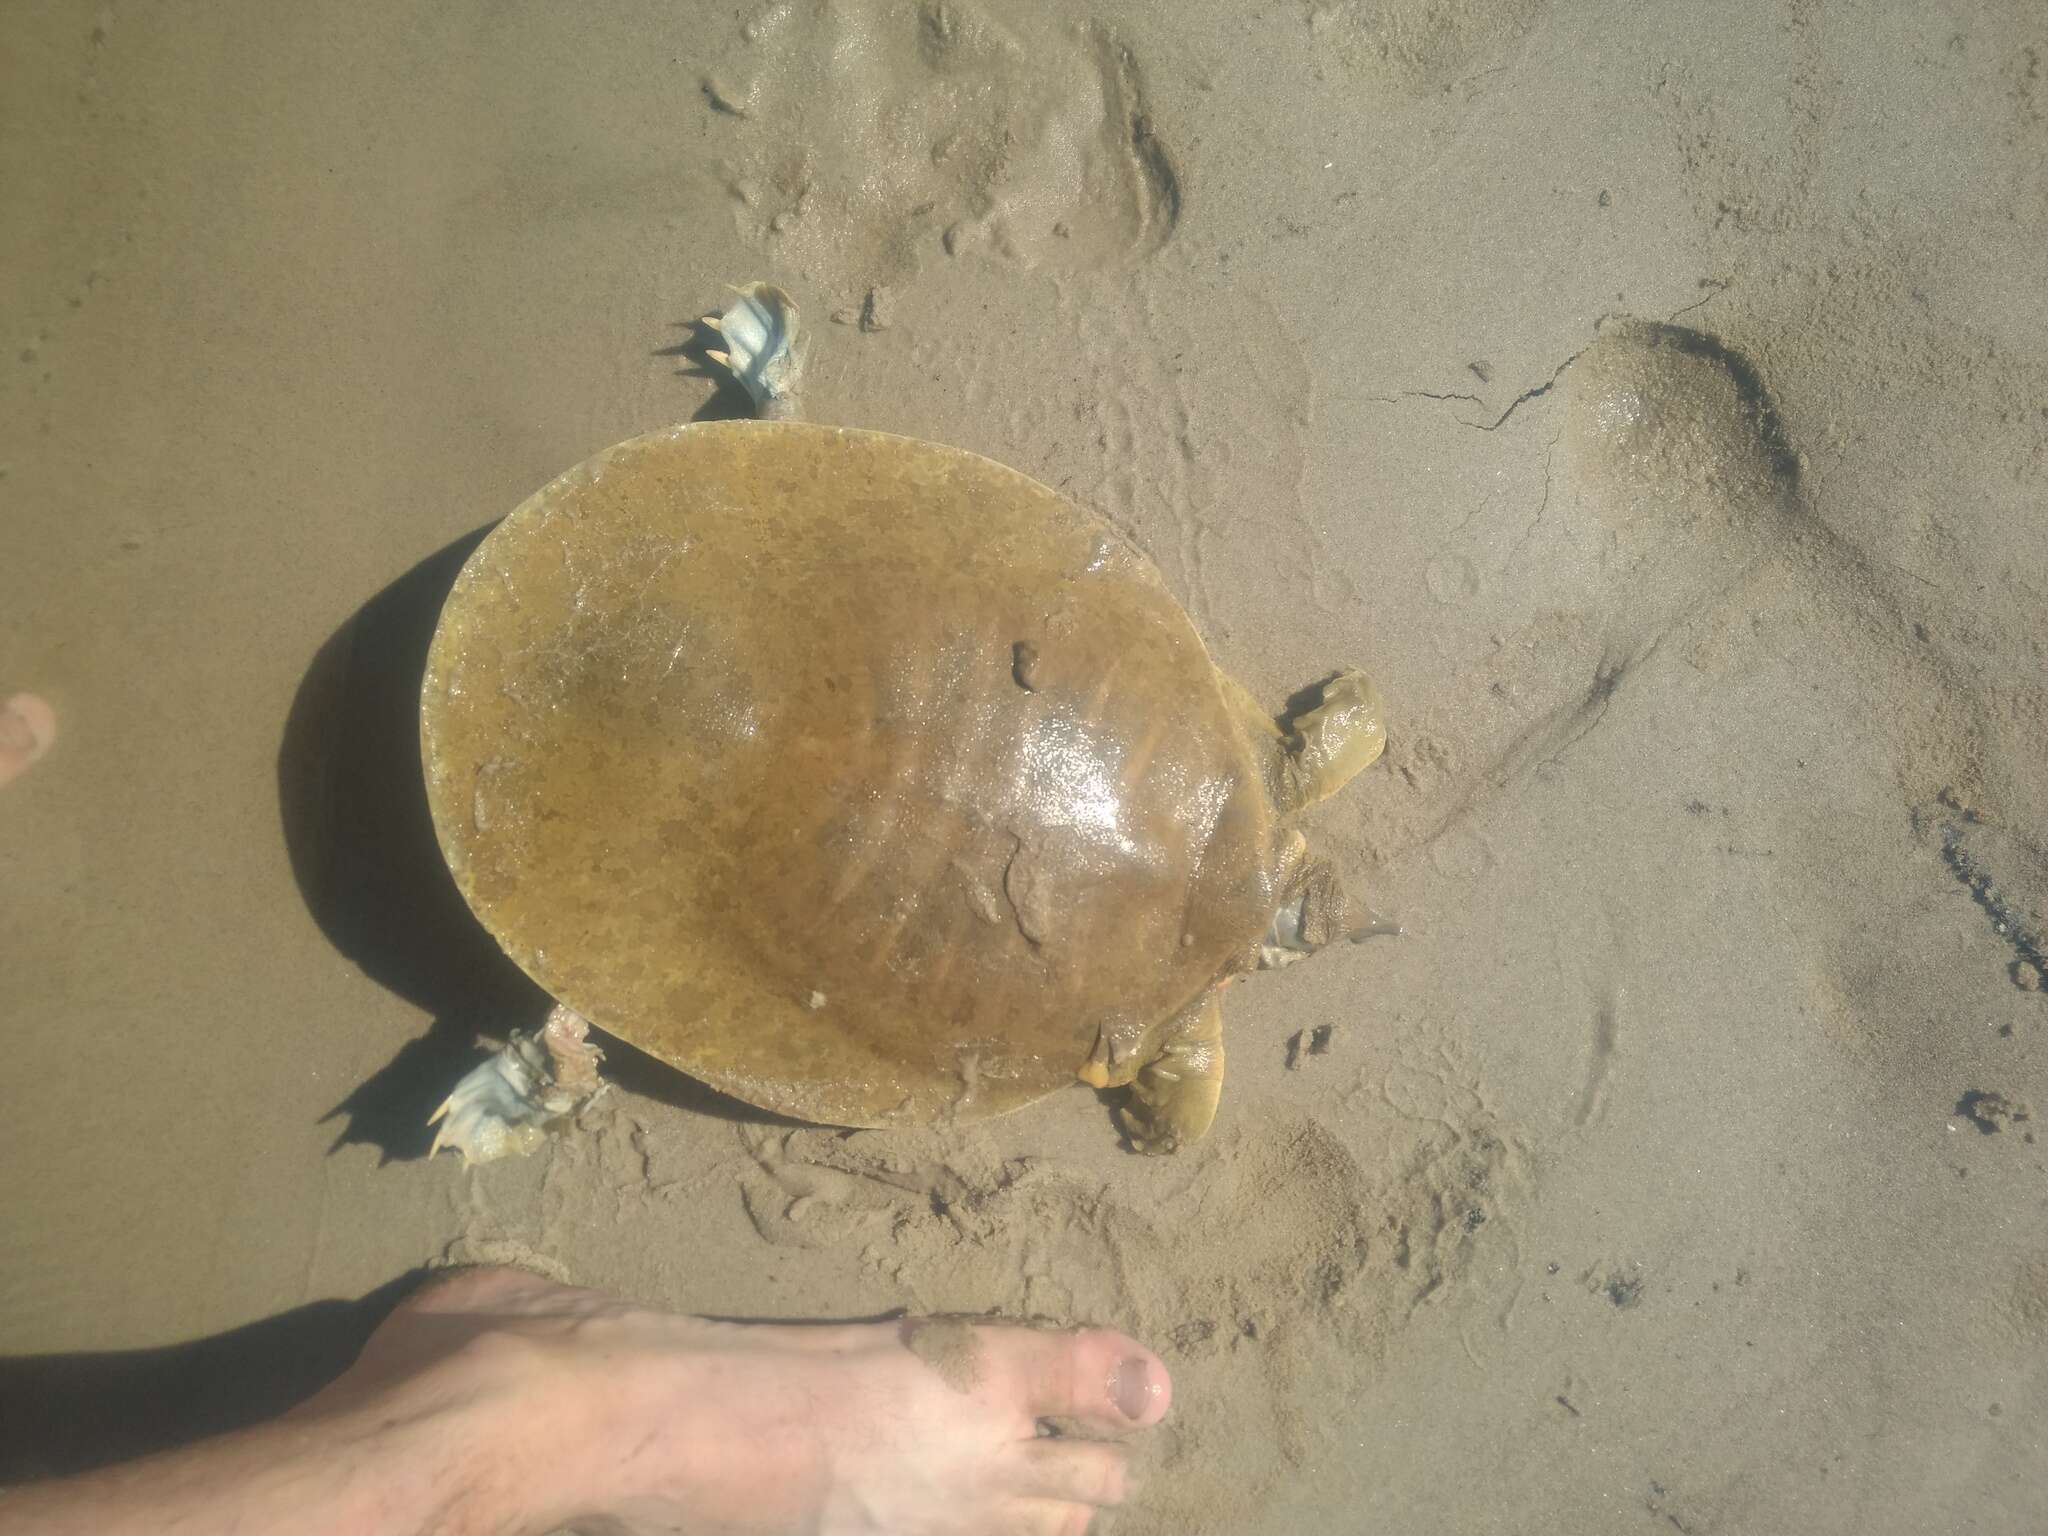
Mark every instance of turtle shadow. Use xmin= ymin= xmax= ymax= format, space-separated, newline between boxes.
xmin=600 ymin=1032 xmax=812 ymax=1131
xmin=653 ymin=317 xmax=757 ymax=422
xmin=0 ymin=1270 xmax=423 ymax=1481
xmin=276 ymin=529 xmax=793 ymax=1162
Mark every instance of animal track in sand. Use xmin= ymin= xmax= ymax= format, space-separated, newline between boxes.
xmin=1565 ymin=322 xmax=2048 ymax=922
xmin=1360 ymin=321 xmax=1802 ymax=860
xmin=703 ymin=1 xmax=1179 ymax=290
xmin=1381 ymin=316 xmax=2048 ymax=1084
xmin=1383 ymin=316 xmax=2028 ymax=885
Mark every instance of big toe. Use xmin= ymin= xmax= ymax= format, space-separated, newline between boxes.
xmin=0 ymin=693 xmax=56 ymax=789
xmin=986 ymin=1326 xmax=1172 ymax=1433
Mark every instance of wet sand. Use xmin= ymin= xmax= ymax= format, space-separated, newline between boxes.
xmin=4 ymin=1 xmax=2046 ymax=1529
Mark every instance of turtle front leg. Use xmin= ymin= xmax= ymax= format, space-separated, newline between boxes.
xmin=1117 ymin=991 xmax=1226 ymax=1155
xmin=704 ymin=281 xmax=806 ymax=421
xmin=428 ymin=1004 xmax=606 ymax=1167
xmin=1279 ymin=669 xmax=1386 ymax=812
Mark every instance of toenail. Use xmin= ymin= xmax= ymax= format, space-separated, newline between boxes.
xmin=1111 ymin=1357 xmax=1156 ymax=1421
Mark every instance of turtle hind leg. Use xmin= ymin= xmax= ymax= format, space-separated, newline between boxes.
xmin=704 ymin=282 xmax=806 ymax=420
xmin=428 ymin=1005 xmax=605 ymax=1167
xmin=1117 ymin=991 xmax=1226 ymax=1155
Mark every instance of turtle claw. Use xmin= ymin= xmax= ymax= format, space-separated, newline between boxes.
xmin=427 ymin=1004 xmax=606 ymax=1167
xmin=706 ymin=281 xmax=805 ymax=419
xmin=1115 ymin=992 xmax=1225 ymax=1155
xmin=1077 ymin=1024 xmax=1143 ymax=1090
xmin=427 ymin=1061 xmax=549 ymax=1168
xmin=1115 ymin=1106 xmax=1183 ymax=1157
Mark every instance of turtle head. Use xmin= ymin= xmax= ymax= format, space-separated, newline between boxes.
xmin=1257 ymin=855 xmax=1402 ymax=969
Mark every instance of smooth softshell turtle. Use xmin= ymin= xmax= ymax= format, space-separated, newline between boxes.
xmin=424 ymin=283 xmax=1389 ymax=1163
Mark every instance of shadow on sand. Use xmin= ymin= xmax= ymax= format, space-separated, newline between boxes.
xmin=0 ymin=345 xmax=807 ymax=1488
xmin=267 ymin=325 xmax=785 ymax=1157
xmin=273 ymin=314 xmax=766 ymax=1162
xmin=274 ymin=518 xmax=793 ymax=1163
xmin=0 ymin=1272 xmax=427 ymax=1482
xmin=276 ymin=319 xmax=770 ymax=1163
xmin=276 ymin=525 xmax=551 ymax=1162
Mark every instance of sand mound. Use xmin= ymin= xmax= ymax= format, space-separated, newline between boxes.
xmin=1563 ymin=320 xmax=1796 ymax=543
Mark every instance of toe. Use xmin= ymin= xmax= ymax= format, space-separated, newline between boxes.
xmin=984 ymin=1326 xmax=1172 ymax=1433
xmin=0 ymin=693 xmax=56 ymax=789
xmin=1005 ymin=1439 xmax=1129 ymax=1507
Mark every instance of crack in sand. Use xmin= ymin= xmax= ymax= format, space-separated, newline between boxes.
xmin=1468 ymin=346 xmax=1592 ymax=432
xmin=1506 ymin=438 xmax=1561 ymax=564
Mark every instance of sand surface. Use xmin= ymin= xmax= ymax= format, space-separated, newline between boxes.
xmin=4 ymin=0 xmax=2046 ymax=1529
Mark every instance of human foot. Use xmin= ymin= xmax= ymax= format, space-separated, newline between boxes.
xmin=0 ymin=693 xmax=55 ymax=790
xmin=321 ymin=1265 xmax=1172 ymax=1536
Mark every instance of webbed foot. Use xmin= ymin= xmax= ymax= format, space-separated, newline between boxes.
xmin=1279 ymin=669 xmax=1386 ymax=811
xmin=428 ymin=1005 xmax=606 ymax=1167
xmin=705 ymin=282 xmax=806 ymax=420
xmin=1117 ymin=992 xmax=1225 ymax=1155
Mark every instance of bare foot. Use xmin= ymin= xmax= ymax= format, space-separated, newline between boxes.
xmin=311 ymin=1265 xmax=1172 ymax=1536
xmin=0 ymin=693 xmax=55 ymax=790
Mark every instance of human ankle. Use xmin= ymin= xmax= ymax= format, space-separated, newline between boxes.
xmin=359 ymin=1331 xmax=614 ymax=1536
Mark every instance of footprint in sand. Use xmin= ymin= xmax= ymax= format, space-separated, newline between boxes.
xmin=701 ymin=1 xmax=1179 ymax=290
xmin=1357 ymin=312 xmax=2047 ymax=1072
